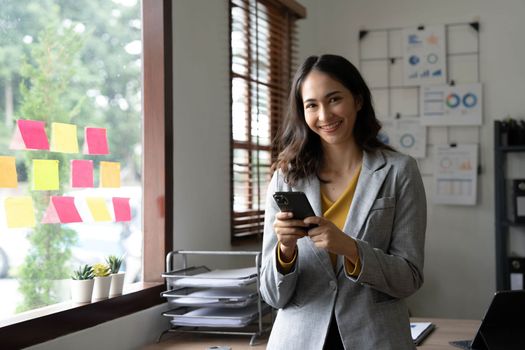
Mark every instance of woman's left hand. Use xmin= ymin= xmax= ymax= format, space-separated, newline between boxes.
xmin=303 ymin=216 xmax=358 ymax=258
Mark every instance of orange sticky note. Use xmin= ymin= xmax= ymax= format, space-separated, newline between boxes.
xmin=100 ymin=161 xmax=120 ymax=188
xmin=86 ymin=197 xmax=112 ymax=222
xmin=83 ymin=127 xmax=109 ymax=155
xmin=51 ymin=122 xmax=79 ymax=153
xmin=10 ymin=119 xmax=50 ymax=150
xmin=71 ymin=159 xmax=94 ymax=188
xmin=5 ymin=196 xmax=36 ymax=228
xmin=0 ymin=156 xmax=18 ymax=188
xmin=33 ymin=159 xmax=59 ymax=191
xmin=42 ymin=196 xmax=82 ymax=224
xmin=112 ymin=197 xmax=131 ymax=222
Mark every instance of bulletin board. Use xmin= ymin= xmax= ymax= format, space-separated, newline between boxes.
xmin=358 ymin=22 xmax=481 ymax=177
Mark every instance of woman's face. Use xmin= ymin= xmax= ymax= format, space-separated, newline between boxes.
xmin=301 ymin=70 xmax=362 ymax=147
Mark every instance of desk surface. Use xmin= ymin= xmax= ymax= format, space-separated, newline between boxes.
xmin=143 ymin=317 xmax=480 ymax=350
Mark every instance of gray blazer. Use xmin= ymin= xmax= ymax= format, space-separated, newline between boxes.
xmin=260 ymin=149 xmax=426 ymax=350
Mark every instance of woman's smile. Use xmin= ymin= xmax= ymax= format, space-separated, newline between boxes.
xmin=318 ymin=120 xmax=343 ymax=132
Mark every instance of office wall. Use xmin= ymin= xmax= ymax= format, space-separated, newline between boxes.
xmin=27 ymin=303 xmax=170 ymax=350
xmin=171 ymin=0 xmax=232 ymax=256
xmin=296 ymin=0 xmax=525 ymax=318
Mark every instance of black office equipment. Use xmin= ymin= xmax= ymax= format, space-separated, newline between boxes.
xmin=494 ymin=121 xmax=525 ymax=290
xmin=450 ymin=290 xmax=525 ymax=350
xmin=513 ymin=179 xmax=525 ymax=223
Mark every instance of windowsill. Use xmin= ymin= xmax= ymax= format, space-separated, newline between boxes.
xmin=0 ymin=281 xmax=165 ymax=348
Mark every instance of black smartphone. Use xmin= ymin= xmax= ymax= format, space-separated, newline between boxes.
xmin=273 ymin=191 xmax=316 ymax=224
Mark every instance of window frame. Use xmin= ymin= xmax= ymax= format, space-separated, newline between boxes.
xmin=229 ymin=0 xmax=305 ymax=242
xmin=0 ymin=0 xmax=173 ymax=346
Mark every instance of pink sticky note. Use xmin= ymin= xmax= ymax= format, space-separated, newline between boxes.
xmin=112 ymin=197 xmax=131 ymax=222
xmin=10 ymin=120 xmax=50 ymax=150
xmin=42 ymin=196 xmax=83 ymax=224
xmin=84 ymin=127 xmax=109 ymax=155
xmin=71 ymin=160 xmax=94 ymax=188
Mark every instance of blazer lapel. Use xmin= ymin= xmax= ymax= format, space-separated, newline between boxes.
xmin=343 ymin=149 xmax=390 ymax=240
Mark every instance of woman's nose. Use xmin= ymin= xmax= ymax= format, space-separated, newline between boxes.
xmin=318 ymin=105 xmax=330 ymax=120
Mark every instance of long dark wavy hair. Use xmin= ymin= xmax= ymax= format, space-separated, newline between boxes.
xmin=273 ymin=54 xmax=393 ymax=186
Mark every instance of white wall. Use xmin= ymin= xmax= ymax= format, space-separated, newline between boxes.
xmin=296 ymin=0 xmax=525 ymax=318
xmin=171 ymin=0 xmax=232 ymax=254
xmin=27 ymin=303 xmax=170 ymax=350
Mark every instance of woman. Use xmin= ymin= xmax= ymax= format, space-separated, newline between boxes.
xmin=260 ymin=54 xmax=427 ymax=349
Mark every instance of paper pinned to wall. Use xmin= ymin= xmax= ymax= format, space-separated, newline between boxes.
xmin=379 ymin=117 xmax=427 ymax=158
xmin=51 ymin=122 xmax=79 ymax=153
xmin=9 ymin=119 xmax=50 ymax=151
xmin=71 ymin=159 xmax=94 ymax=188
xmin=83 ymin=127 xmax=109 ymax=155
xmin=0 ymin=156 xmax=18 ymax=188
xmin=42 ymin=196 xmax=83 ymax=224
xmin=32 ymin=159 xmax=60 ymax=191
xmin=86 ymin=197 xmax=112 ymax=222
xmin=100 ymin=161 xmax=120 ymax=188
xmin=403 ymin=25 xmax=447 ymax=86
xmin=421 ymin=83 xmax=482 ymax=125
xmin=4 ymin=196 xmax=36 ymax=228
xmin=112 ymin=197 xmax=131 ymax=222
xmin=433 ymin=144 xmax=478 ymax=205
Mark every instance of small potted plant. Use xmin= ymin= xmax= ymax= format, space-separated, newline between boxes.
xmin=71 ymin=264 xmax=94 ymax=304
xmin=92 ymin=262 xmax=112 ymax=301
xmin=106 ymin=255 xmax=125 ymax=297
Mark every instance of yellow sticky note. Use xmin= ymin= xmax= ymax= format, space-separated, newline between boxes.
xmin=51 ymin=122 xmax=79 ymax=153
xmin=100 ymin=161 xmax=120 ymax=188
xmin=5 ymin=196 xmax=36 ymax=228
xmin=33 ymin=159 xmax=59 ymax=190
xmin=86 ymin=197 xmax=112 ymax=222
xmin=0 ymin=156 xmax=18 ymax=188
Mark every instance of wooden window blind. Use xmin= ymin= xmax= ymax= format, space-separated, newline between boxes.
xmin=230 ymin=0 xmax=305 ymax=240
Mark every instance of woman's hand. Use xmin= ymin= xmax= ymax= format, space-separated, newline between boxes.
xmin=303 ymin=216 xmax=358 ymax=262
xmin=273 ymin=212 xmax=308 ymax=261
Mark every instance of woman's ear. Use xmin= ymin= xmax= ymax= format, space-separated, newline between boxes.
xmin=356 ymin=95 xmax=363 ymax=112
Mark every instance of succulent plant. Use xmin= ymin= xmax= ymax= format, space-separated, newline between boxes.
xmin=106 ymin=255 xmax=124 ymax=274
xmin=92 ymin=263 xmax=111 ymax=277
xmin=72 ymin=264 xmax=94 ymax=280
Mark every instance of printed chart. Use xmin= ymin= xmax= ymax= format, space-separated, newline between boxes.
xmin=433 ymin=144 xmax=477 ymax=205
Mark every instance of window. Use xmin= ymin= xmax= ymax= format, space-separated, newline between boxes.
xmin=0 ymin=0 xmax=171 ymax=346
xmin=230 ymin=0 xmax=305 ymax=240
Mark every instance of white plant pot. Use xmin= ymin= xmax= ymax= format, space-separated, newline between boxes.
xmin=109 ymin=272 xmax=125 ymax=297
xmin=71 ymin=279 xmax=94 ymax=304
xmin=92 ymin=275 xmax=112 ymax=301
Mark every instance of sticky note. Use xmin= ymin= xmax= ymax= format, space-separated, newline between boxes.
xmin=84 ymin=127 xmax=109 ymax=155
xmin=112 ymin=197 xmax=131 ymax=222
xmin=51 ymin=122 xmax=79 ymax=153
xmin=86 ymin=197 xmax=112 ymax=222
xmin=71 ymin=159 xmax=94 ymax=188
xmin=100 ymin=161 xmax=120 ymax=188
xmin=42 ymin=196 xmax=82 ymax=224
xmin=0 ymin=156 xmax=18 ymax=188
xmin=33 ymin=159 xmax=59 ymax=191
xmin=10 ymin=119 xmax=50 ymax=150
xmin=5 ymin=197 xmax=36 ymax=228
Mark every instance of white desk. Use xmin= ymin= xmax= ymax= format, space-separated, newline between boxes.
xmin=143 ymin=317 xmax=480 ymax=349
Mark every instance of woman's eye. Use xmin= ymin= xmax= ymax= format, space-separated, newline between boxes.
xmin=305 ymin=103 xmax=316 ymax=110
xmin=329 ymin=96 xmax=341 ymax=103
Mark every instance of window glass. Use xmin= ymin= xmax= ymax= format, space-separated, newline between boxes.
xmin=0 ymin=0 xmax=142 ymax=321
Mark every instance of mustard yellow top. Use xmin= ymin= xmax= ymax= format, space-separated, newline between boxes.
xmin=277 ymin=164 xmax=362 ymax=277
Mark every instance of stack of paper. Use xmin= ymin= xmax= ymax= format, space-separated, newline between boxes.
xmin=163 ymin=287 xmax=258 ymax=308
xmin=169 ymin=304 xmax=268 ymax=328
xmin=172 ymin=267 xmax=258 ymax=288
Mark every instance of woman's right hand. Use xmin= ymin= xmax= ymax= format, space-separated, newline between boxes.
xmin=273 ymin=212 xmax=308 ymax=261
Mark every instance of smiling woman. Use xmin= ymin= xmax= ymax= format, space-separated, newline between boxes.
xmin=0 ymin=0 xmax=172 ymax=345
